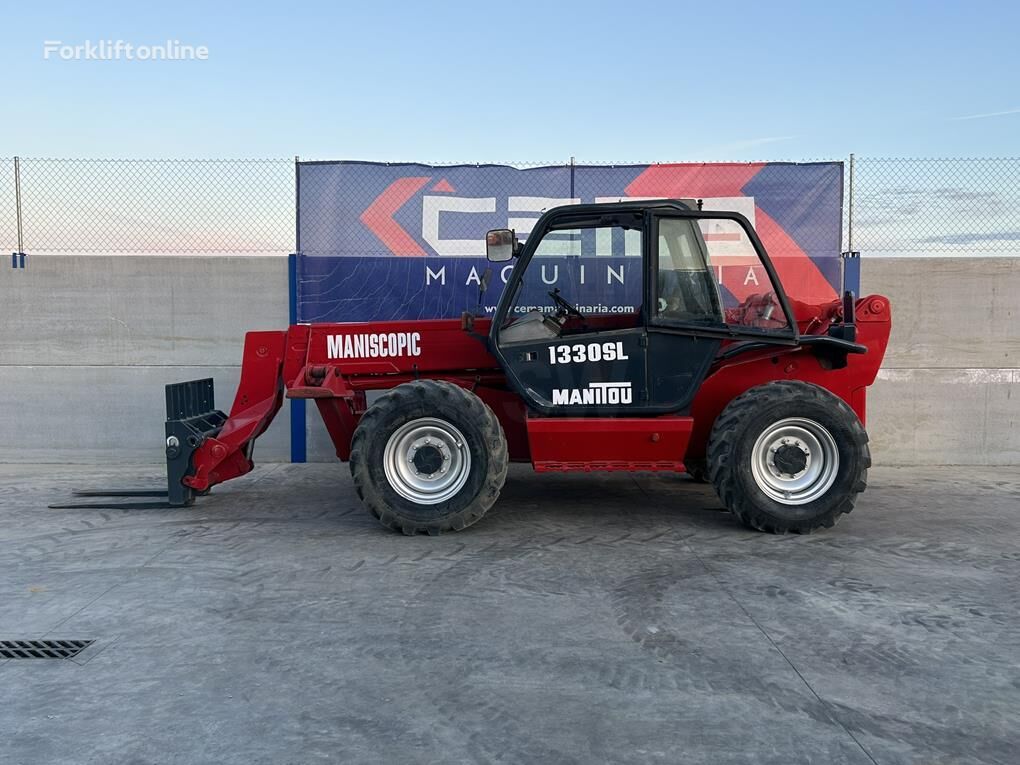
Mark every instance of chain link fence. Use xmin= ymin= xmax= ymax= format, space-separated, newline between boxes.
xmin=850 ymin=157 xmax=1020 ymax=255
xmin=1 ymin=156 xmax=1018 ymax=256
xmin=1 ymin=158 xmax=17 ymax=255
xmin=12 ymin=158 xmax=293 ymax=254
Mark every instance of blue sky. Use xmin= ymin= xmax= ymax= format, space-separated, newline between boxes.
xmin=3 ymin=0 xmax=1019 ymax=161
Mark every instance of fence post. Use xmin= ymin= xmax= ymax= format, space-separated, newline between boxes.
xmin=847 ymin=153 xmax=854 ymax=253
xmin=13 ymin=156 xmax=26 ymax=268
xmin=289 ymin=155 xmax=307 ymax=464
xmin=842 ymin=153 xmax=860 ymax=296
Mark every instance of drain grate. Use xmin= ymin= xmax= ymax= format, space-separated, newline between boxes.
xmin=0 ymin=640 xmax=94 ymax=659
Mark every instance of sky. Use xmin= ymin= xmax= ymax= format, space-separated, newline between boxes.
xmin=2 ymin=0 xmax=1019 ymax=162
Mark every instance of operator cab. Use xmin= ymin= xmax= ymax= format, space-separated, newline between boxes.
xmin=486 ymin=200 xmax=798 ymax=415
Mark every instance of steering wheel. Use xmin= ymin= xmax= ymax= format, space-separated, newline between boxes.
xmin=548 ymin=288 xmax=584 ymax=320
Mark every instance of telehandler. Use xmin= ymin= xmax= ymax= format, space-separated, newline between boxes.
xmin=55 ymin=200 xmax=891 ymax=535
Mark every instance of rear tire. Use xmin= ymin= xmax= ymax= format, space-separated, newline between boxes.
xmin=350 ymin=380 xmax=508 ymax=535
xmin=707 ymin=380 xmax=870 ymax=534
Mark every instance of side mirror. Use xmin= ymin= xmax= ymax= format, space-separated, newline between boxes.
xmin=485 ymin=228 xmax=515 ymax=262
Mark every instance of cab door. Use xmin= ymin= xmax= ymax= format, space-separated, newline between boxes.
xmin=645 ymin=210 xmax=798 ymax=411
xmin=490 ymin=208 xmax=648 ymax=416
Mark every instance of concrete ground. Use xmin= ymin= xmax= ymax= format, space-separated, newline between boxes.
xmin=1 ymin=464 xmax=1018 ymax=765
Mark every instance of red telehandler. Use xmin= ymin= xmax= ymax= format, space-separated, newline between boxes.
xmin=54 ymin=201 xmax=891 ymax=535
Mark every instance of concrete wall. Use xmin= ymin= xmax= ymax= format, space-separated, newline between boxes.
xmin=0 ymin=256 xmax=291 ymax=463
xmin=863 ymin=257 xmax=1019 ymax=465
xmin=1 ymin=255 xmax=1016 ymax=465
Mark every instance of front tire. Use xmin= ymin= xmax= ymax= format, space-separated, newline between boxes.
xmin=350 ymin=381 xmax=508 ymax=535
xmin=707 ymin=381 xmax=870 ymax=533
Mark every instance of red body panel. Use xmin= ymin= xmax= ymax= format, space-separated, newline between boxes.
xmin=528 ymin=417 xmax=693 ymax=472
xmin=288 ymin=319 xmax=528 ymax=462
xmin=186 ymin=295 xmax=891 ymax=490
xmin=304 ymin=319 xmax=499 ymax=375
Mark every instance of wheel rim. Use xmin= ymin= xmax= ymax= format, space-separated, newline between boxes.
xmin=382 ymin=417 xmax=471 ymax=505
xmin=750 ymin=417 xmax=839 ymax=506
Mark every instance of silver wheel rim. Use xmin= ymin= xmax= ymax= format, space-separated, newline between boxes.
xmin=750 ymin=417 xmax=839 ymax=506
xmin=382 ymin=417 xmax=471 ymax=505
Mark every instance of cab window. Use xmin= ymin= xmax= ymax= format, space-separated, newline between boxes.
xmin=655 ymin=218 xmax=724 ymax=325
xmin=654 ymin=216 xmax=791 ymax=334
xmin=499 ymin=221 xmax=643 ymax=343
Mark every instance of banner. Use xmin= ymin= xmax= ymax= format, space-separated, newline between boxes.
xmin=296 ymin=161 xmax=843 ymax=323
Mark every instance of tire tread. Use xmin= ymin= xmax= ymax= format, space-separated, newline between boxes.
xmin=707 ymin=380 xmax=870 ymax=534
xmin=349 ymin=380 xmax=508 ymax=535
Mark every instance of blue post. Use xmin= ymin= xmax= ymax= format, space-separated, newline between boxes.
xmin=842 ymin=153 xmax=860 ymax=296
xmin=288 ymin=252 xmax=307 ymax=463
xmin=842 ymin=251 xmax=861 ymax=296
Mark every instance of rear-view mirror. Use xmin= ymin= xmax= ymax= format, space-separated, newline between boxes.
xmin=485 ymin=229 xmax=515 ymax=262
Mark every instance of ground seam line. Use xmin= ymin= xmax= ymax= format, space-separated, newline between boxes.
xmin=682 ymin=535 xmax=881 ymax=765
xmin=40 ymin=525 xmax=189 ymax=639
xmin=627 ymin=473 xmax=875 ymax=763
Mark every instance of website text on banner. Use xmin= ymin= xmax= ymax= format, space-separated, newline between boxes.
xmin=296 ymin=161 xmax=843 ymax=323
